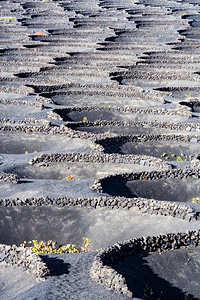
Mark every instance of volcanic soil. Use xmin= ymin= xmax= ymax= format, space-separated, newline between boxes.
xmin=0 ymin=0 xmax=200 ymax=299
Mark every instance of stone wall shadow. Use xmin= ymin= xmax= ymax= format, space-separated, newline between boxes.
xmin=113 ymin=253 xmax=198 ymax=300
xmin=41 ymin=255 xmax=70 ymax=276
xmin=102 ymin=180 xmax=137 ymax=198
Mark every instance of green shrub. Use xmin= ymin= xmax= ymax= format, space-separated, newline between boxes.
xmin=0 ymin=17 xmax=16 ymax=21
xmin=192 ymin=197 xmax=200 ymax=203
xmin=20 ymin=237 xmax=92 ymax=254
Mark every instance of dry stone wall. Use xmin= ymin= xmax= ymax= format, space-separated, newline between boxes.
xmin=29 ymin=152 xmax=170 ymax=169
xmin=90 ymin=230 xmax=200 ymax=297
xmin=0 ymin=196 xmax=197 ymax=222
xmin=0 ymin=172 xmax=20 ymax=183
xmin=0 ymin=244 xmax=50 ymax=280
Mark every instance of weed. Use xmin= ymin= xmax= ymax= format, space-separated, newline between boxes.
xmin=0 ymin=16 xmax=16 ymax=21
xmin=192 ymin=197 xmax=200 ymax=203
xmin=25 ymin=151 xmax=28 ymax=154
xmin=107 ymin=105 xmax=117 ymax=108
xmin=142 ymin=284 xmax=154 ymax=299
xmin=177 ymin=156 xmax=183 ymax=161
xmin=184 ymin=292 xmax=193 ymax=300
xmin=82 ymin=117 xmax=88 ymax=123
xmin=142 ymin=283 xmax=164 ymax=300
xmin=20 ymin=240 xmax=79 ymax=254
xmin=20 ymin=237 xmax=93 ymax=254
xmin=81 ymin=237 xmax=91 ymax=252
xmin=161 ymin=153 xmax=190 ymax=161
xmin=188 ymin=94 xmax=192 ymax=98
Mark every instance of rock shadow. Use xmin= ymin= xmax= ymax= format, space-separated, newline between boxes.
xmin=102 ymin=180 xmax=136 ymax=198
xmin=113 ymin=253 xmax=198 ymax=300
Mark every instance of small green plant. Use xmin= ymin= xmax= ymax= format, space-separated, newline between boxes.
xmin=184 ymin=292 xmax=193 ymax=300
xmin=43 ymin=0 xmax=52 ymax=1
xmin=81 ymin=237 xmax=91 ymax=252
xmin=142 ymin=284 xmax=164 ymax=300
xmin=20 ymin=240 xmax=79 ymax=254
xmin=188 ymin=93 xmax=192 ymax=98
xmin=161 ymin=153 xmax=167 ymax=158
xmin=0 ymin=16 xmax=16 ymax=21
xmin=20 ymin=237 xmax=101 ymax=254
xmin=142 ymin=284 xmax=154 ymax=299
xmin=82 ymin=117 xmax=88 ymax=123
xmin=25 ymin=151 xmax=28 ymax=154
xmin=107 ymin=105 xmax=117 ymax=108
xmin=171 ymin=154 xmax=176 ymax=157
xmin=177 ymin=156 xmax=183 ymax=161
xmin=192 ymin=197 xmax=200 ymax=203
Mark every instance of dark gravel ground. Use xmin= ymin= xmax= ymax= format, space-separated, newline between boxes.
xmin=114 ymin=247 xmax=200 ymax=300
xmin=2 ymin=206 xmax=199 ymax=250
xmin=2 ymin=252 xmax=129 ymax=300
xmin=2 ymin=248 xmax=200 ymax=300
xmin=0 ymin=0 xmax=200 ymax=298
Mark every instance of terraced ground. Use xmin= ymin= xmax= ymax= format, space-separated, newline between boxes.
xmin=0 ymin=0 xmax=200 ymax=299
